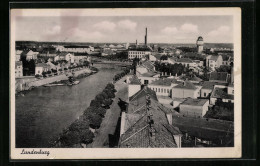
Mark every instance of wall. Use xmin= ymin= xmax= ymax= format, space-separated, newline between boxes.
xmin=172 ymin=88 xmax=196 ymax=99
xmin=128 ymin=84 xmax=141 ymax=98
xmin=138 ymin=76 xmax=159 ymax=85
xmin=148 ymin=85 xmax=171 ymax=97
xmin=179 ymin=105 xmax=204 ymax=117
xmin=200 ymin=89 xmax=212 ymax=98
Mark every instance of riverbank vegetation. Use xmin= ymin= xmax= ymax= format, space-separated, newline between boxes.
xmin=51 ymin=83 xmax=117 ymax=148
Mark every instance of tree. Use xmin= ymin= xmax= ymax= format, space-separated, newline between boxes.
xmin=59 ymin=131 xmax=81 ymax=147
xmin=86 ymin=106 xmax=106 ymax=118
xmin=69 ymin=119 xmax=89 ymax=132
xmin=80 ymin=129 xmax=94 ymax=144
xmin=95 ymin=93 xmax=105 ymax=101
xmin=87 ymin=113 xmax=102 ymax=129
xmin=103 ymin=98 xmax=113 ymax=108
xmin=90 ymin=99 xmax=101 ymax=107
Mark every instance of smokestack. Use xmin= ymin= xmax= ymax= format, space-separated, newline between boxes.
xmin=145 ymin=27 xmax=147 ymax=46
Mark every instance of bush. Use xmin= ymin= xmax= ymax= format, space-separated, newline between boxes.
xmin=35 ymin=74 xmax=41 ymax=78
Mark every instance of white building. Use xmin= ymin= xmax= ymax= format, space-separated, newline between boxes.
xmin=26 ymin=50 xmax=38 ymax=60
xmin=16 ymin=50 xmax=23 ymax=61
xmin=128 ymin=50 xmax=151 ymax=59
xmin=179 ymin=98 xmax=209 ymax=118
xmin=148 ymin=78 xmax=179 ymax=97
xmin=206 ymin=55 xmax=223 ymax=71
xmin=56 ymin=45 xmax=92 ymax=53
xmin=15 ymin=61 xmax=23 ymax=78
xmin=35 ymin=63 xmax=51 ymax=75
xmin=54 ymin=52 xmax=75 ymax=63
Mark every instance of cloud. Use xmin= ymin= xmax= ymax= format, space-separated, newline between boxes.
xmin=208 ymin=26 xmax=230 ymax=37
xmin=161 ymin=26 xmax=178 ymax=34
xmin=46 ymin=25 xmax=61 ymax=35
xmin=180 ymin=23 xmax=198 ymax=33
xmin=117 ymin=20 xmax=137 ymax=31
xmin=93 ymin=21 xmax=116 ymax=31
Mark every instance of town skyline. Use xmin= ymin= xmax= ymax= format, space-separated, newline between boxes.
xmin=15 ymin=16 xmax=233 ymax=44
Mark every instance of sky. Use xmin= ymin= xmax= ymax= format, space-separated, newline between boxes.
xmin=15 ymin=15 xmax=233 ymax=44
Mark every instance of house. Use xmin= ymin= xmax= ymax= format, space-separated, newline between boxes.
xmin=46 ymin=61 xmax=57 ymax=70
xmin=172 ymin=80 xmax=202 ymax=99
xmin=35 ymin=63 xmax=51 ymax=75
xmin=137 ymin=71 xmax=160 ymax=85
xmin=175 ymin=58 xmax=197 ymax=68
xmin=206 ymin=55 xmax=223 ymax=71
xmin=101 ymin=49 xmax=114 ymax=56
xmin=26 ymin=50 xmax=38 ymax=60
xmin=210 ymin=86 xmax=234 ymax=105
xmin=55 ymin=52 xmax=75 ymax=63
xmin=15 ymin=61 xmax=23 ymax=78
xmin=177 ymin=75 xmax=203 ymax=84
xmin=128 ymin=75 xmax=142 ymax=98
xmin=74 ymin=53 xmax=89 ymax=64
xmin=119 ymin=86 xmax=182 ymax=148
xmin=199 ymin=81 xmax=228 ymax=98
xmin=179 ymin=98 xmax=209 ymax=118
xmin=209 ymin=72 xmax=230 ymax=83
xmin=148 ymin=78 xmax=179 ymax=97
xmin=16 ymin=50 xmax=23 ymax=61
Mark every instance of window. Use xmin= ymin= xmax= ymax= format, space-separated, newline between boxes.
xmin=158 ymin=88 xmax=160 ymax=92
xmin=161 ymin=88 xmax=163 ymax=93
xmin=204 ymin=93 xmax=207 ymax=97
xmin=155 ymin=88 xmax=157 ymax=92
xmin=167 ymin=89 xmax=169 ymax=93
xmin=164 ymin=89 xmax=166 ymax=93
xmin=232 ymin=90 xmax=234 ymax=94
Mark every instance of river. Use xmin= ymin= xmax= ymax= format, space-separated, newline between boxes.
xmin=15 ymin=64 xmax=122 ymax=148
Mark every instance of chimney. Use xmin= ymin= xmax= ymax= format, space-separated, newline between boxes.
xmin=166 ymin=113 xmax=173 ymax=125
xmin=173 ymin=134 xmax=182 ymax=148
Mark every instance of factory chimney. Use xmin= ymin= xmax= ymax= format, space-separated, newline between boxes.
xmin=145 ymin=27 xmax=147 ymax=46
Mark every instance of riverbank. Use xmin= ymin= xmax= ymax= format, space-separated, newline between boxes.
xmin=15 ymin=67 xmax=95 ymax=95
xmin=15 ymin=65 xmax=121 ymax=148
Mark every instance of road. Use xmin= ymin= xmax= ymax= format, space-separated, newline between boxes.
xmin=91 ymin=76 xmax=128 ymax=148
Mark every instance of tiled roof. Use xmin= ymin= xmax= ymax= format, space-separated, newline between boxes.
xmin=211 ymin=87 xmax=234 ymax=100
xmin=179 ymin=75 xmax=202 ymax=82
xmin=129 ymin=87 xmax=157 ymax=102
xmin=139 ymin=71 xmax=157 ymax=77
xmin=176 ymin=58 xmax=193 ymax=63
xmin=129 ymin=75 xmax=141 ymax=85
xmin=209 ymin=72 xmax=228 ymax=82
xmin=120 ymin=97 xmax=181 ymax=148
xmin=173 ymin=81 xmax=197 ymax=90
xmin=200 ymin=81 xmax=227 ymax=89
xmin=140 ymin=60 xmax=155 ymax=71
xmin=150 ymin=78 xmax=178 ymax=86
xmin=180 ymin=98 xmax=209 ymax=106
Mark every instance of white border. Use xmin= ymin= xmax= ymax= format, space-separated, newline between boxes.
xmin=10 ymin=8 xmax=241 ymax=159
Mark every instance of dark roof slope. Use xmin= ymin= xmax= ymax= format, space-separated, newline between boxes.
xmin=209 ymin=72 xmax=228 ymax=82
xmin=173 ymin=81 xmax=197 ymax=90
xmin=129 ymin=75 xmax=141 ymax=85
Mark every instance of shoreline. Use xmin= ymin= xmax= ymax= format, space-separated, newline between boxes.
xmin=15 ymin=67 xmax=99 ymax=97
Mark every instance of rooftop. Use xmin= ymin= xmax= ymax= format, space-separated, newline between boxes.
xmin=200 ymin=81 xmax=227 ymax=89
xmin=180 ymin=98 xmax=209 ymax=106
xmin=173 ymin=81 xmax=197 ymax=90
xmin=209 ymin=72 xmax=228 ymax=82
xmin=176 ymin=58 xmax=193 ymax=63
xmin=211 ymin=87 xmax=234 ymax=100
xmin=35 ymin=63 xmax=51 ymax=68
xmin=129 ymin=75 xmax=141 ymax=85
xmin=150 ymin=78 xmax=179 ymax=86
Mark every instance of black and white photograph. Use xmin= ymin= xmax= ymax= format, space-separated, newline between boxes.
xmin=10 ymin=8 xmax=241 ymax=159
